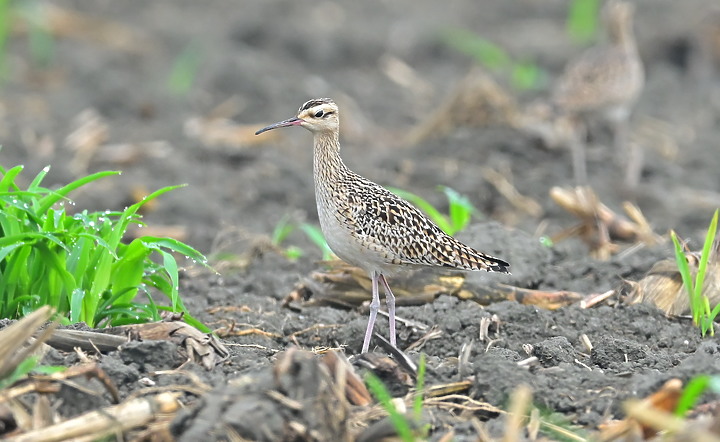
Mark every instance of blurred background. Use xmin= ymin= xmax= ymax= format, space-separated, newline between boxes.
xmin=0 ymin=0 xmax=718 ymax=258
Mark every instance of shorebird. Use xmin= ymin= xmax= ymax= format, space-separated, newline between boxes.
xmin=255 ymin=98 xmax=510 ymax=353
xmin=552 ymin=0 xmax=644 ymax=188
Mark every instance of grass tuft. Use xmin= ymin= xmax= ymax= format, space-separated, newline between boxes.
xmin=0 ymin=164 xmax=208 ymax=330
xmin=167 ymin=41 xmax=202 ymax=96
xmin=270 ymin=215 xmax=334 ymax=261
xmin=365 ymin=353 xmax=428 ymax=441
xmin=670 ymin=209 xmax=719 ymax=337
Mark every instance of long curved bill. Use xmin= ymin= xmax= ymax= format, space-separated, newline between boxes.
xmin=255 ymin=117 xmax=303 ymax=135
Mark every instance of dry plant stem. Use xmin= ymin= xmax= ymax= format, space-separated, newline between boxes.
xmin=321 ymin=351 xmax=371 ymax=407
xmin=481 ymin=166 xmax=543 ymax=217
xmin=600 ymin=378 xmax=684 ymax=440
xmin=425 ymin=382 xmax=475 ymax=399
xmin=622 ymin=400 xmax=689 ymax=437
xmin=503 ymin=384 xmax=532 ymax=442
xmin=6 ymin=392 xmax=181 ymax=442
xmin=45 ymin=329 xmax=126 ymax=353
xmin=550 ymin=186 xmax=660 ymax=258
xmin=1 ymin=363 xmax=121 ymax=405
xmin=580 ymin=290 xmax=615 ymax=309
xmin=0 ymin=306 xmax=56 ymax=380
xmin=460 ymin=283 xmax=582 ymax=309
xmin=424 ymin=394 xmax=502 ymax=414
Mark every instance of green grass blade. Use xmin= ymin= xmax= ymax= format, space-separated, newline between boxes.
xmin=27 ymin=165 xmax=50 ymax=191
xmin=441 ymin=186 xmax=476 ymax=234
xmin=0 ymin=356 xmax=39 ymax=389
xmin=36 ymin=242 xmax=76 ymax=311
xmin=366 ymin=373 xmax=415 ymax=442
xmin=77 ymin=233 xmax=117 ymax=259
xmin=440 ymin=29 xmax=510 ymax=70
xmin=675 ymin=375 xmax=709 ymax=416
xmin=107 ymin=184 xmax=185 ymax=249
xmin=158 ymin=249 xmax=181 ymax=311
xmin=0 ymin=165 xmax=25 ymax=192
xmin=37 ymin=171 xmax=120 ymax=214
xmin=111 ymin=239 xmax=150 ymax=305
xmin=710 ymin=302 xmax=720 ymax=323
xmin=671 ymin=231 xmax=699 ymax=325
xmin=32 ymin=365 xmax=67 ymax=375
xmin=24 ymin=5 xmax=55 ymax=67
xmin=566 ymin=0 xmax=600 ymax=44
xmin=695 ymin=209 xmax=718 ymax=314
xmin=167 ymin=41 xmax=202 ymax=96
xmin=299 ymin=224 xmax=334 ymax=261
xmin=413 ymin=353 xmax=426 ymax=419
xmin=0 ymin=243 xmax=25 ymax=262
xmin=69 ymin=288 xmax=84 ymax=323
xmin=0 ymin=0 xmax=10 ymax=80
xmin=511 ymin=60 xmax=544 ymax=91
xmin=271 ymin=214 xmax=295 ymax=246
xmin=140 ymin=236 xmax=209 ymax=267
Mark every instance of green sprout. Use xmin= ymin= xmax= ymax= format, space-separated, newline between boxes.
xmin=675 ymin=375 xmax=720 ymax=417
xmin=167 ymin=41 xmax=202 ymax=96
xmin=539 ymin=235 xmax=554 ymax=248
xmin=299 ymin=223 xmax=334 ymax=261
xmin=0 ymin=164 xmax=209 ymax=330
xmin=271 ymin=214 xmax=303 ymax=260
xmin=566 ymin=0 xmax=600 ymax=44
xmin=0 ymin=355 xmax=64 ymax=389
xmin=387 ymin=186 xmax=478 ymax=236
xmin=0 ymin=0 xmax=10 ymax=78
xmin=0 ymin=0 xmax=57 ymax=80
xmin=413 ymin=353 xmax=426 ymax=419
xmin=670 ymin=209 xmax=719 ymax=337
xmin=365 ymin=354 xmax=428 ymax=442
xmin=440 ymin=28 xmax=545 ymax=91
xmin=270 ymin=216 xmax=333 ymax=261
xmin=17 ymin=0 xmax=55 ymax=67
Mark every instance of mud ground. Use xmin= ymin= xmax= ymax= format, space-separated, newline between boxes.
xmin=2 ymin=0 xmax=720 ymax=440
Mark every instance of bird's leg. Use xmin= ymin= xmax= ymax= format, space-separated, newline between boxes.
xmin=361 ymin=270 xmax=381 ymax=353
xmin=570 ymin=138 xmax=588 ymax=186
xmin=624 ymin=140 xmax=643 ymax=191
xmin=613 ymin=117 xmax=643 ymax=190
xmin=611 ymin=116 xmax=628 ymax=165
xmin=568 ymin=117 xmax=588 ymax=185
xmin=379 ymin=274 xmax=397 ymax=348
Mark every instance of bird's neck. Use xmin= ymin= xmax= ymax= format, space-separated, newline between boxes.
xmin=609 ymin=20 xmax=637 ymax=53
xmin=313 ymin=131 xmax=348 ymax=186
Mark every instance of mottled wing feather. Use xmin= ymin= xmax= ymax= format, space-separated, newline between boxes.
xmin=345 ymin=174 xmax=509 ymax=273
xmin=553 ymin=47 xmax=642 ymax=112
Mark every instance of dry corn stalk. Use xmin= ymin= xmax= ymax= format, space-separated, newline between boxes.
xmin=550 ymin=186 xmax=661 ymax=259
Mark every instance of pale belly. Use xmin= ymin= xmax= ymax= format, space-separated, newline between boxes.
xmin=316 ymin=195 xmax=396 ymax=275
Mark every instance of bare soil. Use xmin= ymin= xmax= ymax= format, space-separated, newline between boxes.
xmin=2 ymin=0 xmax=720 ymax=440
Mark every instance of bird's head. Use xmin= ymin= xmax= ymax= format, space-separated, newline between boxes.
xmin=255 ymin=98 xmax=339 ymax=136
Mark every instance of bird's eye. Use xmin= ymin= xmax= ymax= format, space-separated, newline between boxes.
xmin=314 ymin=110 xmax=324 ymax=118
